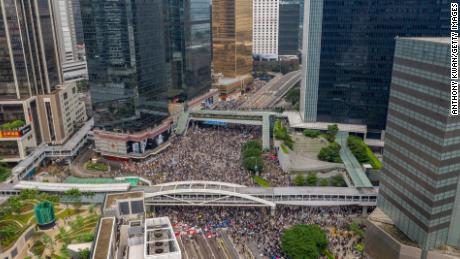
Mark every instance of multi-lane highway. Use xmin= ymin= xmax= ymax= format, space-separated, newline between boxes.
xmin=240 ymin=70 xmax=301 ymax=109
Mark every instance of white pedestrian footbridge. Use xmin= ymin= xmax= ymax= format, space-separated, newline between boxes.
xmin=139 ymin=181 xmax=378 ymax=210
xmin=0 ymin=181 xmax=377 ymax=211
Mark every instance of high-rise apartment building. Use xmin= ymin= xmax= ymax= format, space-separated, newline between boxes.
xmin=365 ymin=37 xmax=460 ymax=258
xmin=0 ymin=0 xmax=86 ymax=161
xmin=278 ymin=0 xmax=300 ymax=56
xmin=300 ymin=0 xmax=449 ymax=136
xmin=81 ymin=0 xmax=212 ymax=158
xmin=212 ymin=0 xmax=253 ymax=95
xmin=253 ymin=0 xmax=279 ymax=60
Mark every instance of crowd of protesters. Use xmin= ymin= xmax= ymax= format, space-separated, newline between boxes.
xmin=114 ymin=124 xmax=290 ymax=187
xmin=155 ymin=206 xmax=366 ymax=259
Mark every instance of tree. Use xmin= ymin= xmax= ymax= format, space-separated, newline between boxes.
xmin=324 ymin=124 xmax=339 ymax=142
xmin=318 ymin=143 xmax=342 ymax=163
xmin=242 ymin=140 xmax=262 ymax=151
xmin=7 ymin=196 xmax=22 ymax=214
xmin=330 ymin=175 xmax=346 ymax=187
xmin=42 ymin=234 xmax=55 ymax=254
xmin=285 ymin=88 xmax=300 ymax=106
xmin=303 ymin=129 xmax=320 ymax=138
xmin=64 ymin=188 xmax=83 ymax=200
xmin=305 ymin=172 xmax=318 ymax=186
xmin=293 ymin=175 xmax=305 ymax=186
xmin=281 ymin=224 xmax=329 ymax=259
xmin=243 ymin=147 xmax=262 ymax=158
xmin=19 ymin=189 xmax=39 ymax=200
xmin=347 ymin=136 xmax=369 ymax=163
xmin=243 ymin=156 xmax=264 ymax=173
xmin=0 ymin=157 xmax=11 ymax=182
xmin=78 ymin=248 xmax=91 ymax=259
xmin=319 ymin=178 xmax=329 ymax=186
xmin=327 ymin=124 xmax=339 ymax=137
xmin=0 ymin=224 xmax=18 ymax=239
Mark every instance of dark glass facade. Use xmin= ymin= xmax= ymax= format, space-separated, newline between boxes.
xmin=278 ymin=0 xmax=300 ymax=55
xmin=0 ymin=0 xmax=62 ymax=99
xmin=302 ymin=0 xmax=450 ymax=134
xmin=81 ymin=0 xmax=170 ymax=132
xmin=81 ymin=0 xmax=211 ymax=133
xmin=168 ymin=0 xmax=212 ymax=101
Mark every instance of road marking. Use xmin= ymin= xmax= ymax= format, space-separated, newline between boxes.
xmin=202 ymin=233 xmax=218 ymax=259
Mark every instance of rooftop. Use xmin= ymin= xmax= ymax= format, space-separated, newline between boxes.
xmin=92 ymin=217 xmax=115 ymax=259
xmin=400 ymin=37 xmax=450 ymax=45
xmin=104 ymin=191 xmax=144 ymax=209
xmin=283 ymin=111 xmax=367 ymax=133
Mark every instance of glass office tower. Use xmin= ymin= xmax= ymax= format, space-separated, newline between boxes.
xmin=301 ymin=0 xmax=450 ymax=135
xmin=168 ymin=0 xmax=212 ymax=101
xmin=81 ymin=0 xmax=212 ymax=157
xmin=81 ymin=0 xmax=172 ymax=133
xmin=0 ymin=0 xmax=62 ymax=100
xmin=279 ymin=0 xmax=300 ymax=56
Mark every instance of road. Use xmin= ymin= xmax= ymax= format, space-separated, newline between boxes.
xmin=178 ymin=232 xmax=243 ymax=259
xmin=240 ymin=70 xmax=301 ymax=109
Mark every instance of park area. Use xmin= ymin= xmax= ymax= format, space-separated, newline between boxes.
xmin=0 ymin=189 xmax=99 ymax=259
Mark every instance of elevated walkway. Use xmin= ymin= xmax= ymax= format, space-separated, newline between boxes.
xmin=8 ymin=118 xmax=94 ymax=183
xmin=189 ymin=110 xmax=278 ymax=150
xmin=336 ymin=132 xmax=373 ymax=187
xmin=175 ymin=111 xmax=190 ymax=135
xmin=140 ymin=181 xmax=377 ymax=208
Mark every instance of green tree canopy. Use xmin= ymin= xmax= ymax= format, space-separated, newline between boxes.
xmin=243 ymin=156 xmax=264 ymax=173
xmin=318 ymin=143 xmax=342 ymax=163
xmin=305 ymin=172 xmax=318 ymax=186
xmin=293 ymin=174 xmax=305 ymax=186
xmin=303 ymin=129 xmax=320 ymax=138
xmin=281 ymin=224 xmax=329 ymax=259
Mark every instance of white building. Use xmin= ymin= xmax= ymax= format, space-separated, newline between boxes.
xmin=253 ymin=0 xmax=279 ymax=60
xmin=53 ymin=0 xmax=88 ymax=82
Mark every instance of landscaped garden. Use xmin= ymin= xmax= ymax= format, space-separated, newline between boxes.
xmin=292 ymin=172 xmax=347 ymax=187
xmin=0 ymin=159 xmax=11 ymax=182
xmin=347 ymin=136 xmax=382 ymax=169
xmin=84 ymin=161 xmax=109 ymax=171
xmin=274 ymin=119 xmax=294 ymax=150
xmin=0 ymin=120 xmax=25 ymax=130
xmin=0 ymin=189 xmax=99 ymax=259
xmin=316 ymin=124 xmax=342 ymax=163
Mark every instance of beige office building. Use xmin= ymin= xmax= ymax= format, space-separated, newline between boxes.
xmin=37 ymin=82 xmax=87 ymax=145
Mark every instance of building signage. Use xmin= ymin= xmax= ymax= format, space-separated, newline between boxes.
xmin=0 ymin=124 xmax=32 ymax=139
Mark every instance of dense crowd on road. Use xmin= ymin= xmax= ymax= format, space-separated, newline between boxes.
xmin=114 ymin=124 xmax=290 ymax=187
xmin=155 ymin=205 xmax=366 ymax=259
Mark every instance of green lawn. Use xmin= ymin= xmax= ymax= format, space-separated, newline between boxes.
xmin=85 ymin=162 xmax=108 ymax=171
xmin=253 ymin=176 xmax=271 ymax=188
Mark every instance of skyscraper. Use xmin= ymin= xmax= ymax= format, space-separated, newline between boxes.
xmin=168 ymin=0 xmax=212 ymax=101
xmin=0 ymin=0 xmax=62 ymax=99
xmin=212 ymin=0 xmax=253 ymax=95
xmin=0 ymin=0 xmax=86 ymax=161
xmin=366 ymin=37 xmax=460 ymax=257
xmin=278 ymin=0 xmax=301 ymax=56
xmin=253 ymin=0 xmax=279 ymax=60
xmin=81 ymin=0 xmax=212 ymax=157
xmin=81 ymin=0 xmax=171 ymax=131
xmin=300 ymin=0 xmax=449 ymax=136
xmin=53 ymin=0 xmax=88 ymax=82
